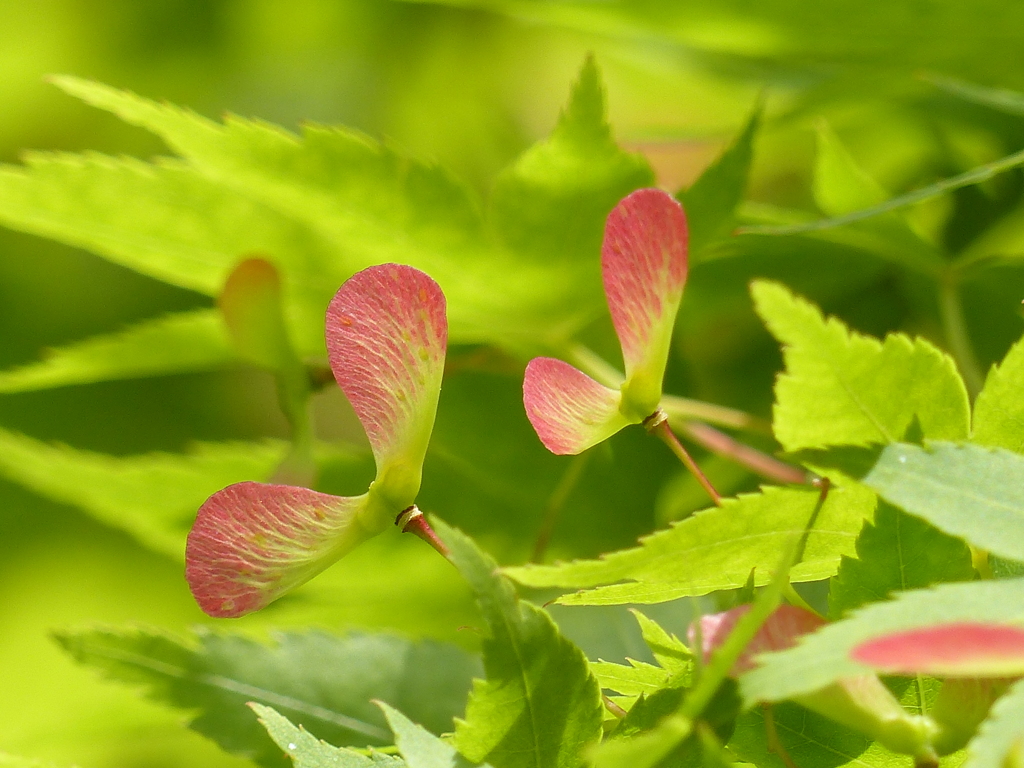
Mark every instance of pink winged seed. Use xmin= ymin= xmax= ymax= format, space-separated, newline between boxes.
xmin=851 ymin=623 xmax=1024 ymax=677
xmin=601 ymin=188 xmax=688 ymax=376
xmin=523 ymin=357 xmax=625 ymax=455
xmin=693 ymin=604 xmax=826 ymax=676
xmin=185 ymin=482 xmax=369 ymax=618
xmin=325 ymin=264 xmax=447 ymax=468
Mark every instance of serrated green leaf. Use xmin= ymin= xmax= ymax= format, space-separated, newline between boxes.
xmin=438 ymin=520 xmax=603 ymax=768
xmin=752 ymin=281 xmax=970 ymax=452
xmin=252 ymin=704 xmax=405 ymax=768
xmin=829 ymin=500 xmax=976 ymax=618
xmin=379 ymin=702 xmax=485 ymax=768
xmin=964 ymin=678 xmax=1024 ymax=768
xmin=679 ymin=106 xmax=759 ymax=259
xmin=55 ymin=627 xmax=480 ymax=768
xmin=861 ymin=442 xmax=1024 ymax=563
xmin=0 ymin=309 xmax=233 ymax=392
xmin=590 ymin=659 xmax=674 ymax=698
xmin=506 ymin=485 xmax=873 ymax=605
xmin=741 ymin=578 xmax=1024 ymax=705
xmin=631 ymin=610 xmax=691 ymax=677
xmin=0 ymin=426 xmax=287 ymax=557
xmin=973 ymin=334 xmax=1024 ymax=453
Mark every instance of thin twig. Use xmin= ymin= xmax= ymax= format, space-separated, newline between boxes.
xmin=645 ymin=411 xmax=722 ymax=506
xmin=677 ymin=420 xmax=807 ymax=485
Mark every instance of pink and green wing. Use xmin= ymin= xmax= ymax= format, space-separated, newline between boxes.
xmin=602 ymin=188 xmax=689 ymax=419
xmin=325 ymin=264 xmax=447 ymax=507
xmin=851 ymin=623 xmax=1024 ymax=678
xmin=694 ymin=604 xmax=826 ymax=676
xmin=523 ymin=357 xmax=629 ymax=455
xmin=185 ymin=482 xmax=376 ymax=618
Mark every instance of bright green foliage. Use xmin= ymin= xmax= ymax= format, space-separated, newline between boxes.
xmin=438 ymin=520 xmax=603 ymax=768
xmin=379 ymin=702 xmax=484 ymax=768
xmin=752 ymin=281 xmax=970 ymax=452
xmin=55 ymin=627 xmax=480 ymax=768
xmin=0 ymin=427 xmax=287 ymax=557
xmin=861 ymin=442 xmax=1024 ymax=563
xmin=506 ymin=485 xmax=873 ymax=604
xmin=963 ymin=678 xmax=1024 ymax=768
xmin=741 ymin=578 xmax=1024 ymax=704
xmin=589 ymin=659 xmax=675 ymax=698
xmin=679 ymin=106 xmax=759 ymax=259
xmin=588 ymin=716 xmax=693 ymax=768
xmin=0 ymin=756 xmax=64 ymax=768
xmin=0 ymin=309 xmax=232 ymax=392
xmin=489 ymin=56 xmax=653 ymax=273
xmin=973 ymin=336 xmax=1024 ymax=453
xmin=631 ymin=610 xmax=691 ymax=677
xmin=813 ymin=123 xmax=889 ymax=216
xmin=252 ymin=704 xmax=405 ymax=768
xmin=829 ymin=500 xmax=976 ymax=618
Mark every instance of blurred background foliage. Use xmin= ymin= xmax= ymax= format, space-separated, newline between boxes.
xmin=1 ymin=1 xmax=1023 ymax=767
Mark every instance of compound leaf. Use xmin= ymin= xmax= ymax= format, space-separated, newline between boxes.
xmin=506 ymin=485 xmax=873 ymax=605
xmin=752 ymin=281 xmax=970 ymax=452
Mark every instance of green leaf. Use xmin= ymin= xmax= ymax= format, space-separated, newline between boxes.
xmin=37 ymin=74 xmax=631 ymax=353
xmin=679 ymin=106 xmax=759 ymax=259
xmin=379 ymin=702 xmax=484 ymax=768
xmin=741 ymin=578 xmax=1024 ymax=705
xmin=861 ymin=442 xmax=1024 ymax=563
xmin=0 ymin=309 xmax=233 ymax=392
xmin=926 ymin=73 xmax=1024 ymax=118
xmin=0 ymin=756 xmax=65 ymax=768
xmin=0 ymin=426 xmax=287 ymax=557
xmin=438 ymin=520 xmax=603 ymax=768
xmin=964 ymin=678 xmax=1024 ymax=768
xmin=813 ymin=123 xmax=888 ymax=216
xmin=489 ymin=56 xmax=653 ymax=269
xmin=55 ymin=626 xmax=480 ymax=768
xmin=730 ymin=703 xmax=910 ymax=768
xmin=252 ymin=704 xmax=405 ymax=768
xmin=631 ymin=610 xmax=691 ymax=677
xmin=589 ymin=660 xmax=675 ymax=698
xmin=829 ymin=500 xmax=976 ymax=618
xmin=505 ymin=485 xmax=873 ymax=605
xmin=973 ymin=334 xmax=1024 ymax=453
xmin=752 ymin=281 xmax=970 ymax=452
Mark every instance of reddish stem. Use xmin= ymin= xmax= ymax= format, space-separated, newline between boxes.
xmin=395 ymin=506 xmax=449 ymax=557
xmin=679 ymin=420 xmax=808 ymax=486
xmin=645 ymin=411 xmax=722 ymax=507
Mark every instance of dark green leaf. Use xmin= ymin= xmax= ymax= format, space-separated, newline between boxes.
xmin=438 ymin=521 xmax=603 ymax=768
xmin=829 ymin=501 xmax=975 ymax=618
xmin=55 ymin=627 xmax=480 ymax=768
xmin=964 ymin=678 xmax=1024 ymax=768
